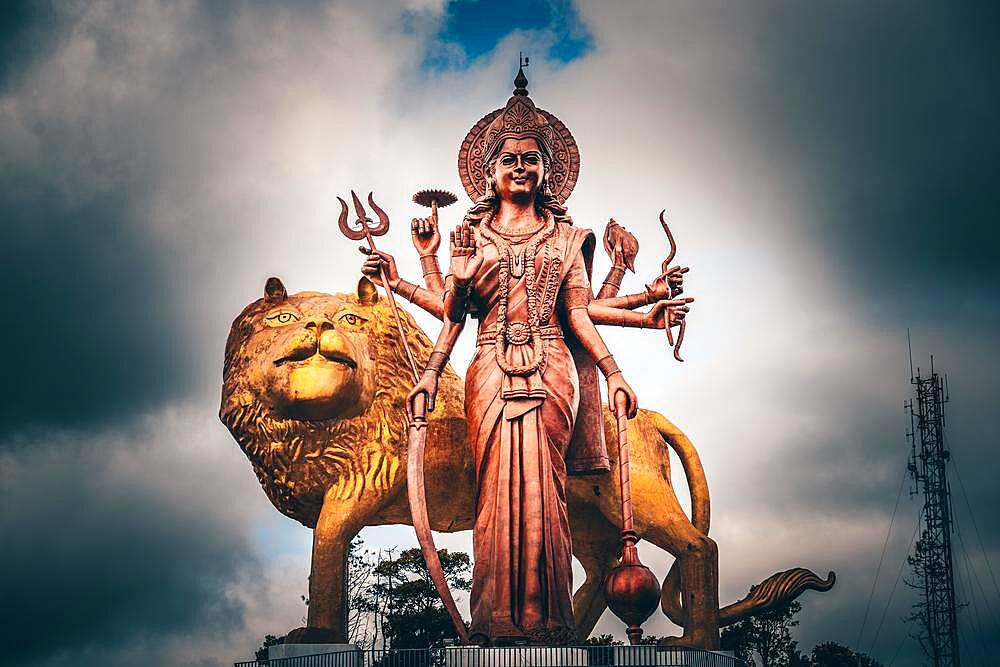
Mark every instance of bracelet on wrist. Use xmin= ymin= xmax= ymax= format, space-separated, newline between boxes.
xmin=596 ymin=355 xmax=622 ymax=378
xmin=603 ymin=266 xmax=625 ymax=289
xmin=420 ymin=255 xmax=441 ymax=277
xmin=394 ymin=279 xmax=419 ymax=300
xmin=425 ymin=351 xmax=450 ymax=374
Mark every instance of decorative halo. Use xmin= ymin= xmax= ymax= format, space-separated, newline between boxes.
xmin=458 ymin=107 xmax=580 ymax=205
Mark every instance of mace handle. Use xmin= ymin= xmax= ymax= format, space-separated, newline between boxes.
xmin=615 ymin=390 xmax=634 ymax=533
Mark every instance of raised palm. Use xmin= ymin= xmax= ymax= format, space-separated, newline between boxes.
xmin=449 ymin=222 xmax=483 ymax=284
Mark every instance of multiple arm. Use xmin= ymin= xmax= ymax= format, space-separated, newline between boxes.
xmin=359 ymin=212 xmax=448 ymax=320
xmin=411 ymin=216 xmax=446 ymax=294
xmin=367 ymin=210 xmax=690 ymax=417
xmin=562 ymin=254 xmax=639 ymax=418
xmin=407 ymin=317 xmax=465 ymax=414
xmin=407 ymin=222 xmax=481 ymax=413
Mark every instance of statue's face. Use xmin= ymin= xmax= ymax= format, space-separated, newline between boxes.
xmin=493 ymin=138 xmax=545 ymax=203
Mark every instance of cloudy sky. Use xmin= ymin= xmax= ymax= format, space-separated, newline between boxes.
xmin=2 ymin=1 xmax=998 ymax=665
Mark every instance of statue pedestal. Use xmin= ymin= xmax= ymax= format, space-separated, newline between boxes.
xmin=268 ymin=643 xmax=359 ymax=662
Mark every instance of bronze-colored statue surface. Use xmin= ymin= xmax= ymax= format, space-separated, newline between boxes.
xmin=220 ymin=63 xmax=834 ymax=650
xmin=402 ymin=78 xmax=644 ymax=644
xmin=220 ymin=279 xmax=832 ymax=646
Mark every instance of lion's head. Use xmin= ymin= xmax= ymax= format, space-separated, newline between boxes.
xmin=220 ymin=276 xmax=439 ymax=526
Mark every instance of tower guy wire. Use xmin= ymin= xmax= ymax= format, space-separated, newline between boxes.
xmin=857 ymin=462 xmax=909 ymax=653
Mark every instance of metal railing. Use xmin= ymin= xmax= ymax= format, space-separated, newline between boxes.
xmin=236 ymin=645 xmax=746 ymax=667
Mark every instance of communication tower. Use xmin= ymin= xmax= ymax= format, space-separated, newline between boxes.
xmin=905 ymin=353 xmax=960 ymax=667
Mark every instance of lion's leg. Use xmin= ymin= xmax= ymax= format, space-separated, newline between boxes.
xmin=306 ymin=491 xmax=366 ymax=642
xmin=638 ymin=489 xmax=720 ymax=650
xmin=571 ymin=510 xmax=620 ymax=639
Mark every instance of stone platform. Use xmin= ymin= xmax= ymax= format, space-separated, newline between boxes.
xmin=268 ymin=643 xmax=359 ymax=662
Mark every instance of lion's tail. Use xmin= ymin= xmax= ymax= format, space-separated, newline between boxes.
xmin=647 ymin=411 xmax=710 ymax=627
xmin=647 ymin=411 xmax=710 ymax=534
xmin=719 ymin=568 xmax=836 ymax=626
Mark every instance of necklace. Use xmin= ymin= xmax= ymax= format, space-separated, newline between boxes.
xmin=488 ymin=214 xmax=545 ymax=277
xmin=488 ymin=216 xmax=546 ymax=237
xmin=478 ymin=210 xmax=558 ymax=377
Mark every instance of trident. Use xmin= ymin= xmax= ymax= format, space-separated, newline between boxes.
xmin=337 ymin=191 xmax=419 ymax=382
xmin=339 ymin=190 xmax=470 ymax=642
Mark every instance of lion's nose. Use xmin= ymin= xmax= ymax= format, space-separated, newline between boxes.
xmin=305 ymin=318 xmax=335 ymax=333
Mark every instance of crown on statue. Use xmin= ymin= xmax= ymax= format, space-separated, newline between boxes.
xmin=458 ymin=61 xmax=580 ymax=204
xmin=481 ymin=89 xmax=557 ymax=165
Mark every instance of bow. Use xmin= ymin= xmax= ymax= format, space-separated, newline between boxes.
xmin=407 ymin=393 xmax=470 ymax=643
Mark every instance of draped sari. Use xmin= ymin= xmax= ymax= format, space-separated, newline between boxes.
xmin=461 ymin=218 xmax=599 ymax=644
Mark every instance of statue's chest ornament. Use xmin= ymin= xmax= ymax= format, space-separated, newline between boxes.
xmin=480 ymin=214 xmax=559 ymax=377
xmin=509 ymin=247 xmax=526 ymax=278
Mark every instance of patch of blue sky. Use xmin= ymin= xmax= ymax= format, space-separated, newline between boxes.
xmin=253 ymin=515 xmax=312 ymax=559
xmin=408 ymin=0 xmax=593 ymax=71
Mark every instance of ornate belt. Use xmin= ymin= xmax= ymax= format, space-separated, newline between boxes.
xmin=476 ymin=324 xmax=563 ymax=346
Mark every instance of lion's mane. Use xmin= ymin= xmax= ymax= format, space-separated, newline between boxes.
xmin=220 ymin=290 xmax=443 ymax=527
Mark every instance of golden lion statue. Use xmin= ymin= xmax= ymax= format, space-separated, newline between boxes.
xmin=220 ymin=276 xmax=833 ymax=644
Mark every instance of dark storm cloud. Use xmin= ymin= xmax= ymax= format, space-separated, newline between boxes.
xmin=0 ymin=173 xmax=188 ymax=436
xmin=0 ymin=9 xmax=194 ymax=437
xmin=1 ymin=421 xmax=254 ymax=667
xmin=741 ymin=1 xmax=1000 ymax=312
xmin=0 ymin=1 xmax=62 ymax=91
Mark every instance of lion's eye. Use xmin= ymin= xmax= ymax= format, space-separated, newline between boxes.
xmin=338 ymin=313 xmax=367 ymax=327
xmin=265 ymin=311 xmax=301 ymax=327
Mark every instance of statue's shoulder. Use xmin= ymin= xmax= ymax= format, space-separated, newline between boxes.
xmin=556 ymin=222 xmax=596 ymax=258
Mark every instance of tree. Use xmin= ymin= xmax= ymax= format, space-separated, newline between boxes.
xmin=584 ymin=634 xmax=623 ymax=646
xmin=254 ymin=634 xmax=281 ymax=662
xmin=354 ymin=547 xmax=472 ymax=649
xmin=720 ymin=601 xmax=802 ymax=666
xmin=810 ymin=642 xmax=884 ymax=667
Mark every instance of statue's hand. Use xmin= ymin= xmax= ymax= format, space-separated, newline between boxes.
xmin=407 ymin=370 xmax=440 ymax=415
xmin=603 ymin=219 xmax=637 ymax=271
xmin=449 ymin=222 xmax=483 ymax=286
xmin=611 ymin=240 xmax=625 ymax=268
xmin=646 ymin=265 xmax=689 ymax=300
xmin=608 ymin=375 xmax=638 ymax=419
xmin=644 ymin=297 xmax=694 ymax=329
xmin=359 ymin=247 xmax=400 ymax=289
xmin=412 ymin=213 xmax=441 ymax=256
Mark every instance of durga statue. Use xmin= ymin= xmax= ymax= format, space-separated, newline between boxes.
xmin=361 ymin=63 xmax=697 ymax=646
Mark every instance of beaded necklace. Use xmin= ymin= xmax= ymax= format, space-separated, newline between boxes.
xmin=479 ymin=210 xmax=558 ymax=377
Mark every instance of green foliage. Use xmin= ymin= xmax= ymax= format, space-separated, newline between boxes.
xmin=254 ymin=634 xmax=281 ymax=662
xmin=810 ymin=642 xmax=884 ymax=667
xmin=354 ymin=546 xmax=472 ymax=649
xmin=720 ymin=601 xmax=802 ymax=666
xmin=718 ymin=601 xmax=884 ymax=667
xmin=584 ymin=634 xmax=624 ymax=646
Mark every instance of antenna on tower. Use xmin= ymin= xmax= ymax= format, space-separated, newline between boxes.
xmin=907 ymin=328 xmax=914 ymax=382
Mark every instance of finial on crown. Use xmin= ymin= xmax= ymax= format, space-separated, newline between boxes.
xmin=513 ymin=53 xmax=530 ymax=96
